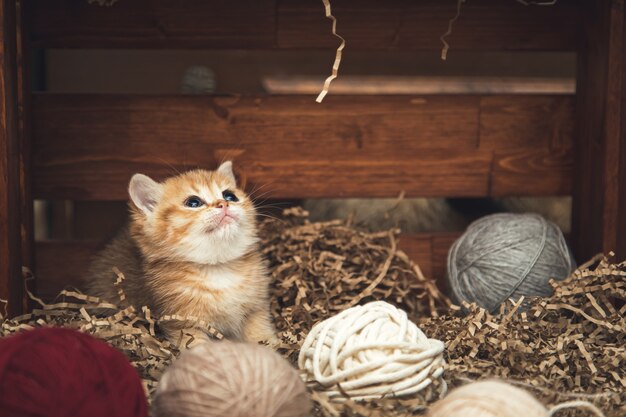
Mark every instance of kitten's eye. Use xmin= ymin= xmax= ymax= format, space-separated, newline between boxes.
xmin=184 ymin=196 xmax=204 ymax=208
xmin=222 ymin=190 xmax=239 ymax=202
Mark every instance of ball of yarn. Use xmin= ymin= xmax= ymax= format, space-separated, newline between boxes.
xmin=447 ymin=213 xmax=576 ymax=313
xmin=427 ymin=380 xmax=547 ymax=417
xmin=427 ymin=380 xmax=606 ymax=417
xmin=153 ymin=341 xmax=310 ymax=417
xmin=0 ymin=327 xmax=148 ymax=417
xmin=298 ymin=301 xmax=446 ymax=401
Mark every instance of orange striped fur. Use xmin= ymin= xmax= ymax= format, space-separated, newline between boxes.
xmin=85 ymin=162 xmax=276 ymax=346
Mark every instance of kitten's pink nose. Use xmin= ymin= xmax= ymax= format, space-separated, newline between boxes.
xmin=216 ymin=199 xmax=229 ymax=209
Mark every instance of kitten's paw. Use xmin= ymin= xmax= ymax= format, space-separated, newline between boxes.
xmin=245 ymin=331 xmax=280 ymax=348
xmin=242 ymin=310 xmax=278 ymax=347
xmin=262 ymin=333 xmax=281 ymax=349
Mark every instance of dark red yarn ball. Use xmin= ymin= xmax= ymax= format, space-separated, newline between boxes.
xmin=0 ymin=327 xmax=148 ymax=417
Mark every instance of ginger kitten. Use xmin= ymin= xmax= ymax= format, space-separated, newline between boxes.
xmin=86 ymin=161 xmax=277 ymax=346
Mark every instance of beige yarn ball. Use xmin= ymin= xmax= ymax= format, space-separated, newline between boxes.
xmin=428 ymin=380 xmax=606 ymax=417
xmin=153 ymin=341 xmax=310 ymax=417
xmin=427 ymin=380 xmax=547 ymax=417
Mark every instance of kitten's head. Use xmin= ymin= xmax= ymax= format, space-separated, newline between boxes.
xmin=128 ymin=161 xmax=257 ymax=264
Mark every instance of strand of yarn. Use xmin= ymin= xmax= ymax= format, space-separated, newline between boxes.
xmin=298 ymin=301 xmax=446 ymax=401
xmin=547 ymin=400 xmax=605 ymax=417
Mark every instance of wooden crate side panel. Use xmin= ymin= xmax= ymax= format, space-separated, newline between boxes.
xmin=573 ymin=0 xmax=626 ymax=262
xmin=34 ymin=240 xmax=100 ymax=301
xmin=31 ymin=94 xmax=574 ymax=201
xmin=0 ymin=0 xmax=25 ymax=315
xmin=17 ymin=0 xmax=34 ymax=294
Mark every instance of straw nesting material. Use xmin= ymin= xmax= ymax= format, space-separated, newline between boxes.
xmin=421 ymin=254 xmax=625 ymax=417
xmin=261 ymin=207 xmax=450 ymax=363
xmin=0 ymin=272 xmax=224 ymax=399
xmin=1 ymin=208 xmax=624 ymax=417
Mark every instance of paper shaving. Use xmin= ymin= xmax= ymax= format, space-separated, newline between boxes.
xmin=1 ymin=208 xmax=624 ymax=417
xmin=420 ymin=255 xmax=625 ymax=417
xmin=316 ymin=0 xmax=345 ymax=103
xmin=0 ymin=270 xmax=225 ymax=399
xmin=440 ymin=0 xmax=466 ymax=60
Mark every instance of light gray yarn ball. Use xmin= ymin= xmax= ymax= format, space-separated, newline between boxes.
xmin=447 ymin=213 xmax=576 ymax=313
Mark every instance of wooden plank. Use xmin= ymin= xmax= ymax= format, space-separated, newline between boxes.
xmin=34 ymin=240 xmax=100 ymax=302
xmin=29 ymin=0 xmax=580 ymax=51
xmin=72 ymin=201 xmax=128 ymax=240
xmin=398 ymin=231 xmax=463 ymax=295
xmin=479 ymin=95 xmax=575 ymax=149
xmin=35 ymin=232 xmax=460 ymax=301
xmin=278 ymin=0 xmax=581 ymax=51
xmin=0 ymin=0 xmax=24 ymax=316
xmin=491 ymin=148 xmax=573 ymax=196
xmin=431 ymin=233 xmax=460 ymax=296
xmin=17 ymin=0 xmax=34 ymax=302
xmin=31 ymin=94 xmax=574 ymax=200
xmin=572 ymin=0 xmax=626 ymax=262
xmin=398 ymin=234 xmax=433 ymax=280
xmin=30 ymin=0 xmax=276 ymax=49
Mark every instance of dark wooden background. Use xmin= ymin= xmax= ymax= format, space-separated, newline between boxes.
xmin=1 ymin=0 xmax=625 ymax=314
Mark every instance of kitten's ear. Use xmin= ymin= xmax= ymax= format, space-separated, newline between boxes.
xmin=217 ymin=160 xmax=236 ymax=187
xmin=129 ymin=174 xmax=163 ymax=215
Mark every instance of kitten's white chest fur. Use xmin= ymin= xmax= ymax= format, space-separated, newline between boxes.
xmin=184 ymin=264 xmax=252 ymax=337
xmin=197 ymin=265 xmax=244 ymax=290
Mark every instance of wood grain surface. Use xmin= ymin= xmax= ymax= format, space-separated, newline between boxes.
xmin=31 ymin=94 xmax=574 ymax=200
xmin=572 ymin=0 xmax=626 ymax=262
xmin=0 ymin=0 xmax=24 ymax=315
xmin=30 ymin=0 xmax=580 ymax=51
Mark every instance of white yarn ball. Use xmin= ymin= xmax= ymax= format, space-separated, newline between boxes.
xmin=298 ymin=301 xmax=446 ymax=401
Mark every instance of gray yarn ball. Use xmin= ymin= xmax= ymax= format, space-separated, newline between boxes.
xmin=447 ymin=213 xmax=576 ymax=313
